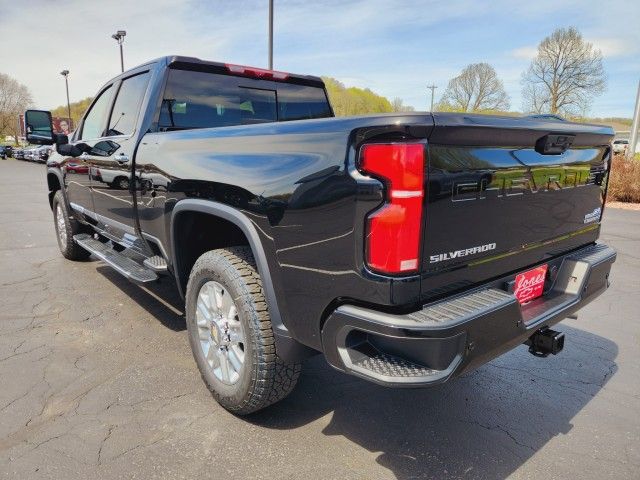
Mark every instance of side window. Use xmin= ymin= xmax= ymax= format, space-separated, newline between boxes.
xmin=107 ymin=72 xmax=151 ymax=137
xmin=80 ymin=85 xmax=114 ymax=140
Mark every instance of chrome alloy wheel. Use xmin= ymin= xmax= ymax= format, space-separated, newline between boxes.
xmin=195 ymin=281 xmax=246 ymax=385
xmin=55 ymin=204 xmax=67 ymax=250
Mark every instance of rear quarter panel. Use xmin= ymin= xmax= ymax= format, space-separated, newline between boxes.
xmin=135 ymin=114 xmax=434 ymax=349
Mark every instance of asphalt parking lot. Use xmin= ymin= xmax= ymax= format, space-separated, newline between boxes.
xmin=0 ymin=159 xmax=638 ymax=479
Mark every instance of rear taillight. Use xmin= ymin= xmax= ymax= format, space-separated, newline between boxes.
xmin=225 ymin=63 xmax=290 ymax=80
xmin=360 ymin=143 xmax=425 ymax=274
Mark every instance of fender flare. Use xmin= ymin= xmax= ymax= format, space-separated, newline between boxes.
xmin=46 ymin=168 xmax=69 ymax=209
xmin=170 ymin=199 xmax=315 ymax=362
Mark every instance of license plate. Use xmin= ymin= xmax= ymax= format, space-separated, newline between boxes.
xmin=513 ymin=264 xmax=548 ymax=304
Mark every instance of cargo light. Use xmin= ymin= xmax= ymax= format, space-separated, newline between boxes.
xmin=225 ymin=63 xmax=290 ymax=80
xmin=360 ymin=143 xmax=425 ymax=274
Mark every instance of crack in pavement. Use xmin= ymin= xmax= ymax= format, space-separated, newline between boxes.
xmin=456 ymin=418 xmax=536 ymax=459
xmin=97 ymin=425 xmax=115 ymax=466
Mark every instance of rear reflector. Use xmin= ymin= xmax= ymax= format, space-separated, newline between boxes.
xmin=225 ymin=63 xmax=290 ymax=80
xmin=360 ymin=143 xmax=425 ymax=274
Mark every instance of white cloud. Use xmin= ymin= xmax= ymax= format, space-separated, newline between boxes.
xmin=588 ymin=37 xmax=637 ymax=57
xmin=509 ymin=36 xmax=636 ymax=62
xmin=0 ymin=0 xmax=265 ymax=109
xmin=510 ymin=46 xmax=538 ymax=60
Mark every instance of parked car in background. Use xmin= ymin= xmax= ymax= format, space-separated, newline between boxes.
xmin=25 ymin=147 xmax=44 ymax=162
xmin=3 ymin=146 xmax=13 ymax=158
xmin=0 ymin=146 xmax=6 ymax=159
xmin=65 ymin=160 xmax=89 ymax=175
xmin=612 ymin=139 xmax=628 ymax=155
xmin=37 ymin=145 xmax=52 ymax=162
xmin=30 ymin=148 xmax=39 ymax=161
xmin=13 ymin=148 xmax=24 ymax=160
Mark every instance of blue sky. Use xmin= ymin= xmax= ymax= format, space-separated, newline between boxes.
xmin=2 ymin=0 xmax=639 ymax=117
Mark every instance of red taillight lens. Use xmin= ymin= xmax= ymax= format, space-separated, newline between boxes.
xmin=360 ymin=143 xmax=425 ymax=274
xmin=225 ymin=63 xmax=290 ymax=80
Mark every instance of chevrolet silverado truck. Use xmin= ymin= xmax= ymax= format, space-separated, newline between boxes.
xmin=24 ymin=56 xmax=616 ymax=415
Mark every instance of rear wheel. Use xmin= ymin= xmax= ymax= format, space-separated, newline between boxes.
xmin=185 ymin=247 xmax=301 ymax=415
xmin=52 ymin=190 xmax=90 ymax=261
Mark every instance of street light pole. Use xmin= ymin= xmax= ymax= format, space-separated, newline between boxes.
xmin=427 ymin=84 xmax=437 ymax=112
xmin=627 ymin=80 xmax=640 ymax=159
xmin=60 ymin=70 xmax=71 ymax=123
xmin=268 ymin=0 xmax=273 ymax=69
xmin=111 ymin=30 xmax=127 ymax=73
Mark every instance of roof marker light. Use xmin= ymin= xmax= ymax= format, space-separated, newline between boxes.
xmin=225 ymin=63 xmax=290 ymax=80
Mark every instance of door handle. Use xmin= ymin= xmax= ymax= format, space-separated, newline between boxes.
xmin=115 ymin=153 xmax=130 ymax=164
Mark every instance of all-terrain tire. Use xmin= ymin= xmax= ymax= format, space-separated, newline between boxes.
xmin=52 ymin=190 xmax=90 ymax=261
xmin=185 ymin=246 xmax=301 ymax=415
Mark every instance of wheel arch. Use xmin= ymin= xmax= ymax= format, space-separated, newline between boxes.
xmin=170 ymin=199 xmax=316 ymax=362
xmin=47 ymin=168 xmax=66 ymax=210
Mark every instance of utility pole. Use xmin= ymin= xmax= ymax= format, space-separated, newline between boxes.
xmin=268 ymin=0 xmax=273 ymax=69
xmin=60 ymin=70 xmax=71 ymax=123
xmin=111 ymin=30 xmax=127 ymax=73
xmin=627 ymin=80 xmax=640 ymax=159
xmin=427 ymin=84 xmax=438 ymax=112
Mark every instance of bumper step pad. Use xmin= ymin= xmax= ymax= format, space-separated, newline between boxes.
xmin=73 ymin=234 xmax=158 ymax=284
xmin=351 ymin=352 xmax=438 ymax=378
xmin=408 ymin=288 xmax=513 ymax=325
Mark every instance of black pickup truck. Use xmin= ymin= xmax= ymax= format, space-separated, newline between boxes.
xmin=25 ymin=56 xmax=616 ymax=415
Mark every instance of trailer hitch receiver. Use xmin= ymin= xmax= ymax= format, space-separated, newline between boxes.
xmin=526 ymin=328 xmax=565 ymax=357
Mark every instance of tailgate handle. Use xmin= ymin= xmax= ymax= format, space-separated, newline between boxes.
xmin=535 ymin=134 xmax=575 ymax=155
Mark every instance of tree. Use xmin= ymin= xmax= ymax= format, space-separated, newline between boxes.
xmin=0 ymin=73 xmax=33 ymax=145
xmin=322 ymin=77 xmax=394 ymax=116
xmin=521 ymin=27 xmax=606 ymax=115
xmin=391 ymin=97 xmax=415 ymax=112
xmin=51 ymin=97 xmax=93 ymax=127
xmin=439 ymin=63 xmax=510 ymax=112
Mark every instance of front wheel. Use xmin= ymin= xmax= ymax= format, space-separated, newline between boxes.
xmin=113 ymin=176 xmax=129 ymax=190
xmin=52 ymin=190 xmax=90 ymax=261
xmin=185 ymin=247 xmax=301 ymax=415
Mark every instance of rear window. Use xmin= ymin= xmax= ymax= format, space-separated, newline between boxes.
xmin=158 ymin=69 xmax=331 ymax=131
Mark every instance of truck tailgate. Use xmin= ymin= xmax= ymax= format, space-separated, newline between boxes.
xmin=421 ymin=113 xmax=613 ymax=299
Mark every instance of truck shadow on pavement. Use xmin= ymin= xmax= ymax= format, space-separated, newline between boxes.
xmin=94 ymin=265 xmax=618 ymax=479
xmin=250 ymin=325 xmax=618 ymax=480
xmin=96 ymin=266 xmax=186 ymax=332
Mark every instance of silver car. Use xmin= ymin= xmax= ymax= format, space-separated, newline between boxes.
xmin=612 ymin=139 xmax=628 ymax=154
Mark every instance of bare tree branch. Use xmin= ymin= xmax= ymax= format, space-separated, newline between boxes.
xmin=391 ymin=97 xmax=415 ymax=112
xmin=439 ymin=63 xmax=510 ymax=112
xmin=0 ymin=73 xmax=33 ymax=144
xmin=521 ymin=27 xmax=606 ymax=116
